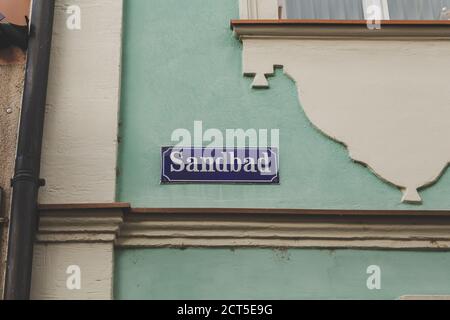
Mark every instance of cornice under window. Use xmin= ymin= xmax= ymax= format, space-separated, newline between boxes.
xmin=231 ymin=19 xmax=450 ymax=39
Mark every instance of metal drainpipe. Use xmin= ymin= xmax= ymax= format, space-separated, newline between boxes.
xmin=4 ymin=0 xmax=55 ymax=300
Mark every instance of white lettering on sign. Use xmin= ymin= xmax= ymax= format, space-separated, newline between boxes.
xmin=170 ymin=150 xmax=271 ymax=173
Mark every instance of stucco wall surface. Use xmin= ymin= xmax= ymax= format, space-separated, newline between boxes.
xmin=39 ymin=0 xmax=122 ymax=204
xmin=115 ymin=248 xmax=450 ymax=300
xmin=31 ymin=243 xmax=114 ymax=300
xmin=117 ymin=0 xmax=450 ymax=210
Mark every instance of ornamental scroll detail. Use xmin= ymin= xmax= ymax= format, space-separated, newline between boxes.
xmin=241 ymin=38 xmax=450 ymax=203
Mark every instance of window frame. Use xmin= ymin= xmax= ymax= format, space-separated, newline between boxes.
xmin=240 ymin=0 xmax=450 ymax=22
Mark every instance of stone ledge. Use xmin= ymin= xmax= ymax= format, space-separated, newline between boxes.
xmin=37 ymin=203 xmax=126 ymax=243
xmin=36 ymin=205 xmax=450 ymax=249
xmin=231 ymin=19 xmax=450 ymax=40
xmin=115 ymin=210 xmax=450 ymax=250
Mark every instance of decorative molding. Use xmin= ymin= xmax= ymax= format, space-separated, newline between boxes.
xmin=38 ymin=202 xmax=131 ymax=211
xmin=30 ymin=203 xmax=450 ymax=300
xmin=116 ymin=210 xmax=450 ymax=250
xmin=231 ymin=20 xmax=450 ymax=40
xmin=130 ymin=207 xmax=450 ymax=216
xmin=32 ymin=204 xmax=450 ymax=300
xmin=35 ymin=205 xmax=450 ymax=249
xmin=36 ymin=204 xmax=126 ymax=243
xmin=231 ymin=21 xmax=450 ymax=204
xmin=239 ymin=0 xmax=279 ymax=19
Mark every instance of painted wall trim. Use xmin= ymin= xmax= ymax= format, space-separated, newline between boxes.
xmin=231 ymin=20 xmax=450 ymax=39
xmin=33 ymin=205 xmax=450 ymax=249
xmin=38 ymin=202 xmax=131 ymax=212
xmin=117 ymin=210 xmax=450 ymax=250
xmin=131 ymin=207 xmax=450 ymax=217
xmin=30 ymin=205 xmax=450 ymax=299
xmin=36 ymin=205 xmax=125 ymax=243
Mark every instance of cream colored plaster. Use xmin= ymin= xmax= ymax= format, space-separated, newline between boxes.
xmin=39 ymin=0 xmax=123 ymax=204
xmin=30 ymin=208 xmax=123 ymax=300
xmin=241 ymin=38 xmax=450 ymax=203
xmin=31 ymin=243 xmax=114 ymax=300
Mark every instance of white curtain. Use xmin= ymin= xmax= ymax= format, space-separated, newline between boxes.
xmin=388 ymin=0 xmax=450 ymax=20
xmin=284 ymin=0 xmax=450 ymax=20
xmin=285 ymin=0 xmax=364 ymax=19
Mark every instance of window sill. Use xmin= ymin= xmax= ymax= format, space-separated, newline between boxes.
xmin=231 ymin=19 xmax=450 ymax=39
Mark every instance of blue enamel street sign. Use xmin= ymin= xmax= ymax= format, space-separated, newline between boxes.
xmin=161 ymin=147 xmax=279 ymax=184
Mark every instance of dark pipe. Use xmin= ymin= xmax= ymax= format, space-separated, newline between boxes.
xmin=4 ymin=0 xmax=55 ymax=300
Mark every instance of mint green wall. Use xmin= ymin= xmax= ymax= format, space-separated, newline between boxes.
xmin=114 ymin=248 xmax=450 ymax=299
xmin=116 ymin=1 xmax=450 ymax=300
xmin=118 ymin=0 xmax=450 ymax=209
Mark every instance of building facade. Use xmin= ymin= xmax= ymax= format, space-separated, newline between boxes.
xmin=1 ymin=0 xmax=450 ymax=299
